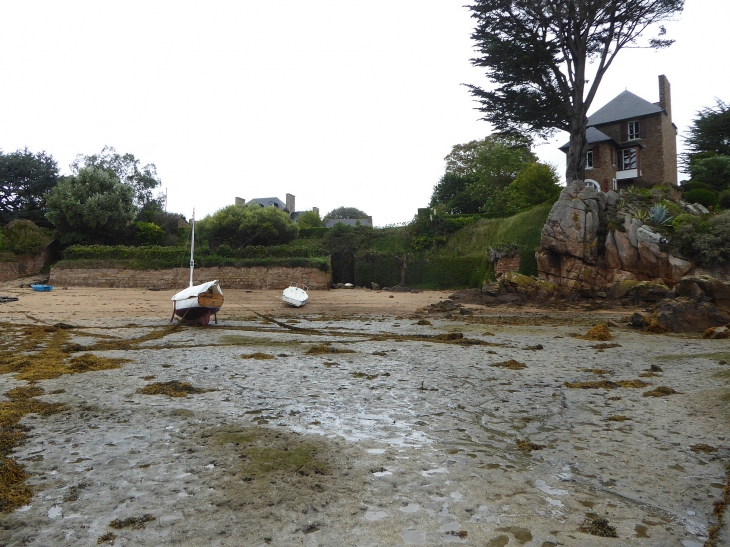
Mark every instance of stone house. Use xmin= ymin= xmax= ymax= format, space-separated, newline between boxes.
xmin=234 ymin=194 xmax=319 ymax=221
xmin=560 ymin=75 xmax=677 ymax=192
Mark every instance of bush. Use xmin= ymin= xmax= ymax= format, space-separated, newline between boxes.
xmin=135 ymin=222 xmax=165 ymax=246
xmin=2 ymin=220 xmax=49 ymax=254
xmin=719 ymin=189 xmax=730 ymax=209
xmin=683 ymin=188 xmax=719 ymax=208
xmin=672 ymin=212 xmax=730 ymax=266
xmin=197 ymin=205 xmax=299 ymax=248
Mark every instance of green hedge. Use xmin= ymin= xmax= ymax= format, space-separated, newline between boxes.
xmin=354 ymin=252 xmax=400 ymax=287
xmin=54 ymin=255 xmax=331 ymax=272
xmin=63 ymin=243 xmax=329 ymax=261
xmin=405 ymin=256 xmax=491 ymax=289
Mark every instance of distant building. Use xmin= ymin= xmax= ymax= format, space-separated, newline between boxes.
xmin=559 ymin=75 xmax=677 ymax=192
xmin=234 ymin=194 xmax=319 ymax=222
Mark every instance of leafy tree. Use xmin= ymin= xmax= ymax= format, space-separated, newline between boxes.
xmin=323 ymin=206 xmax=370 ymax=220
xmin=0 ymin=148 xmax=60 ymax=226
xmin=429 ymin=172 xmax=482 ymax=214
xmin=431 ymin=134 xmax=538 ymax=214
xmin=689 ymin=155 xmax=730 ymax=191
xmin=45 ymin=167 xmax=137 ymax=244
xmin=466 ymin=0 xmax=683 ymax=183
xmin=684 ymin=100 xmax=730 ymax=160
xmin=297 ymin=210 xmax=323 ymax=228
xmin=135 ymin=222 xmax=165 ymax=246
xmin=2 ymin=220 xmax=49 ymax=255
xmin=198 ymin=204 xmax=298 ymax=248
xmin=500 ymin=162 xmax=562 ymax=213
xmin=70 ymin=146 xmax=163 ymax=210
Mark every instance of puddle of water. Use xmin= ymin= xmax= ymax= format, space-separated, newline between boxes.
xmin=421 ymin=467 xmax=448 ymax=477
xmin=399 ymin=503 xmax=420 ymax=514
xmin=47 ymin=506 xmax=62 ymax=519
xmin=367 ymin=448 xmax=386 ymax=454
xmin=635 ymin=524 xmax=650 ymax=538
xmin=400 ymin=530 xmax=427 ymax=544
xmin=535 ymin=480 xmax=568 ymax=496
xmin=364 ymin=510 xmax=390 ymax=522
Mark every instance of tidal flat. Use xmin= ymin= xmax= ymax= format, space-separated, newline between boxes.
xmin=1 ymin=303 xmax=729 ymax=546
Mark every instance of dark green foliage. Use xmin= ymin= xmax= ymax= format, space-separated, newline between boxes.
xmin=71 ymin=146 xmax=163 ymax=210
xmin=684 ymin=189 xmax=719 ymax=208
xmin=429 ymin=172 xmax=482 ymax=214
xmin=2 ymin=220 xmax=49 ymax=255
xmin=719 ymin=189 xmax=730 ymax=209
xmin=323 ymin=206 xmax=369 ymax=221
xmin=0 ymin=148 xmax=60 ymax=226
xmin=197 ymin=205 xmax=298 ymax=248
xmin=680 ymin=180 xmax=715 ymax=193
xmin=354 ymin=252 xmax=400 ymax=287
xmin=672 ymin=212 xmax=730 ymax=265
xmin=298 ymin=227 xmax=328 ymax=239
xmin=134 ymin=222 xmax=165 ymax=246
xmin=58 ymin=244 xmax=330 ymax=271
xmin=45 ymin=167 xmax=137 ymax=245
xmin=406 ymin=256 xmax=491 ymax=289
xmin=684 ymin=100 xmax=730 ymax=161
xmin=689 ymin=154 xmax=730 ymax=191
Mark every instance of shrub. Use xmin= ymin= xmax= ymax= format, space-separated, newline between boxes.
xmin=719 ymin=189 xmax=730 ymax=209
xmin=647 ymin=204 xmax=672 ymax=226
xmin=684 ymin=188 xmax=719 ymax=208
xmin=672 ymin=212 xmax=730 ymax=266
xmin=2 ymin=220 xmax=48 ymax=254
xmin=135 ymin=222 xmax=165 ymax=246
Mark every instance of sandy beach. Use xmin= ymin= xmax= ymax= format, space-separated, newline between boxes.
xmin=1 ymin=279 xmax=729 ymax=546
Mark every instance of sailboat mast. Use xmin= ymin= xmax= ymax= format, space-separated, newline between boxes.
xmin=189 ymin=209 xmax=195 ymax=288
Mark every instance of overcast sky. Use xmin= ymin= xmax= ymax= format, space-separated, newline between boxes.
xmin=1 ymin=1 xmax=728 ymax=226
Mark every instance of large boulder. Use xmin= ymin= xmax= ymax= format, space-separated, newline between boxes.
xmin=654 ymin=298 xmax=730 ymax=333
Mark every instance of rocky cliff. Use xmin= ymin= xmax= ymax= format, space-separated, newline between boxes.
xmin=537 ymin=181 xmax=694 ymax=290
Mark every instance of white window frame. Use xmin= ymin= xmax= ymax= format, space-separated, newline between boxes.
xmin=628 ymin=120 xmax=640 ymax=140
xmin=586 ymin=149 xmax=594 ymax=169
xmin=622 ymin=148 xmax=637 ymax=170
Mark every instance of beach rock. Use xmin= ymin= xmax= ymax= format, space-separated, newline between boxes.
xmin=371 ymin=282 xmax=380 ymax=291
xmin=654 ymin=297 xmax=730 ymax=333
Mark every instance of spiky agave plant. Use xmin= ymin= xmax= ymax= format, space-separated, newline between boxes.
xmin=647 ymin=203 xmax=673 ymax=226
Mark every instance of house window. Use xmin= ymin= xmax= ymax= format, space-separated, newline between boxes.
xmin=586 ymin=149 xmax=594 ymax=169
xmin=628 ymin=121 xmax=640 ymax=140
xmin=622 ymin=148 xmax=637 ymax=170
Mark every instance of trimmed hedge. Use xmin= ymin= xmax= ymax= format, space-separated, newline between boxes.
xmin=54 ymin=256 xmax=331 ymax=272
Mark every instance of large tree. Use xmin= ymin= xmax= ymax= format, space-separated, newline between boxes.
xmin=466 ymin=0 xmax=683 ymax=183
xmin=198 ymin=204 xmax=299 ymax=248
xmin=323 ymin=207 xmax=370 ymax=221
xmin=431 ymin=133 xmax=537 ymax=214
xmin=45 ymin=167 xmax=137 ymax=244
xmin=70 ymin=146 xmax=163 ymax=210
xmin=0 ymin=148 xmax=59 ymax=226
xmin=685 ymin=100 xmax=730 ymax=160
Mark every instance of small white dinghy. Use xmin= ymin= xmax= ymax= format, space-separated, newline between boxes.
xmin=282 ymin=283 xmax=308 ymax=307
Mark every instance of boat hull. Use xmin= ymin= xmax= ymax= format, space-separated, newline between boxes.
xmin=171 ymin=280 xmax=224 ymax=324
xmin=282 ymin=286 xmax=308 ymax=307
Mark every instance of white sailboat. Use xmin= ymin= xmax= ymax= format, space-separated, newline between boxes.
xmin=282 ymin=282 xmax=308 ymax=307
xmin=170 ymin=210 xmax=224 ymax=325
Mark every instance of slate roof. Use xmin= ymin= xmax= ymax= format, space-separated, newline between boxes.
xmin=248 ymin=197 xmax=288 ymax=210
xmin=558 ymin=127 xmax=617 ymax=151
xmin=587 ymin=90 xmax=664 ymax=126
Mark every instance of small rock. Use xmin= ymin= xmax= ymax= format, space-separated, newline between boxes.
xmin=371 ymin=282 xmax=380 ymax=291
xmin=630 ymin=313 xmax=646 ymax=328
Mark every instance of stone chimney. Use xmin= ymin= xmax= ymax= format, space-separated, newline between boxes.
xmin=658 ymin=75 xmax=671 ymax=121
xmin=235 ymin=197 xmax=245 ymax=206
xmin=285 ymin=193 xmax=295 ymax=213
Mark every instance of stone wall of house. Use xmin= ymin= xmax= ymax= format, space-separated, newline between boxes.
xmin=638 ymin=113 xmax=675 ymax=187
xmin=494 ymin=255 xmax=521 ymax=278
xmin=585 ymin=141 xmax=617 ymax=192
xmin=50 ymin=266 xmax=332 ymax=290
xmin=0 ymin=252 xmax=48 ymax=283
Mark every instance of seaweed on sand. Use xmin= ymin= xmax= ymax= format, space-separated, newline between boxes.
xmin=241 ymin=352 xmax=275 ymax=360
xmin=643 ymin=386 xmax=678 ymax=397
xmin=516 ymin=439 xmax=545 ymax=451
xmin=109 ymin=514 xmax=155 ymax=529
xmin=137 ymin=381 xmax=210 ymax=398
xmin=585 ymin=517 xmax=618 ymax=537
xmin=306 ymin=343 xmax=356 ymax=355
xmin=491 ymin=360 xmax=527 ymax=370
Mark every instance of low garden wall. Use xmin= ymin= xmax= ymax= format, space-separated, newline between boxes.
xmin=50 ymin=266 xmax=332 ymax=290
xmin=0 ymin=252 xmax=47 ymax=283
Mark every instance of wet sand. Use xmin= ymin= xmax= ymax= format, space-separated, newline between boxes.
xmin=1 ymin=280 xmax=729 ymax=546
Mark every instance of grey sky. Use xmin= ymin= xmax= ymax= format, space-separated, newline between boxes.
xmin=1 ymin=1 xmax=727 ymax=226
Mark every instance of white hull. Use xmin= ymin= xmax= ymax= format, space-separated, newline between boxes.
xmin=282 ymin=284 xmax=308 ymax=307
xmin=171 ymin=280 xmax=224 ymax=322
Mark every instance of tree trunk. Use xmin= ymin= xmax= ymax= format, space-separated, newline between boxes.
xmin=565 ymin=116 xmax=589 ymax=184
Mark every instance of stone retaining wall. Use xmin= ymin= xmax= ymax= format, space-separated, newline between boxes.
xmin=50 ymin=265 xmax=332 ymax=290
xmin=0 ymin=252 xmax=47 ymax=283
